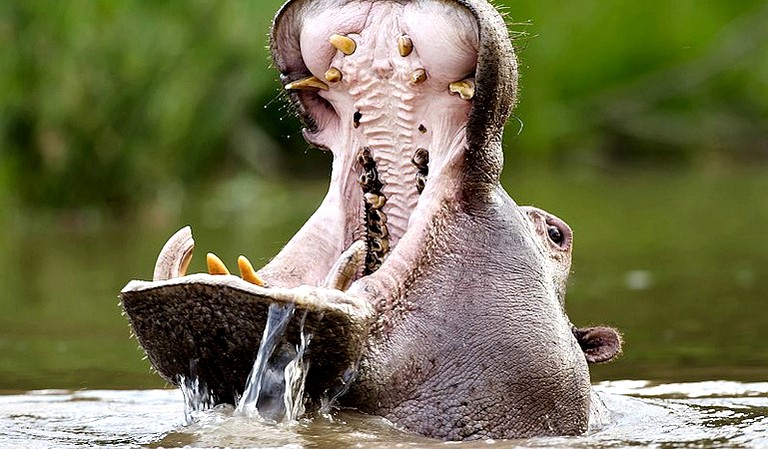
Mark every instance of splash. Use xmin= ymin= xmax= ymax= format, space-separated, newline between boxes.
xmin=179 ymin=360 xmax=215 ymax=425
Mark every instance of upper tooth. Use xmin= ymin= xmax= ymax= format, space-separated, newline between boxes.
xmin=411 ymin=69 xmax=427 ymax=84
xmin=364 ymin=192 xmax=387 ymax=209
xmin=357 ymin=147 xmax=374 ymax=167
xmin=369 ymin=237 xmax=390 ymax=254
xmin=398 ymin=35 xmax=413 ymax=57
xmin=285 ymin=76 xmax=329 ymax=91
xmin=449 ymin=79 xmax=475 ymax=100
xmin=324 ymin=67 xmax=342 ymax=83
xmin=329 ymin=34 xmax=357 ymax=55
xmin=412 ymin=148 xmax=430 ymax=170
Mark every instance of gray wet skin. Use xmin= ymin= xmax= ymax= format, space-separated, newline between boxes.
xmin=120 ymin=0 xmax=621 ymax=441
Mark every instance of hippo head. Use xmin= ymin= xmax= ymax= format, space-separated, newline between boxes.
xmin=120 ymin=0 xmax=621 ymax=441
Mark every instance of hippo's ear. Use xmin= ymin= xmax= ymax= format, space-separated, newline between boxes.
xmin=572 ymin=326 xmax=623 ymax=364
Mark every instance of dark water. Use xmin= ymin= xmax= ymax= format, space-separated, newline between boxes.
xmin=1 ymin=168 xmax=767 ymax=446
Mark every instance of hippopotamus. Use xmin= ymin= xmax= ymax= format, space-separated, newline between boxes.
xmin=120 ymin=0 xmax=621 ymax=440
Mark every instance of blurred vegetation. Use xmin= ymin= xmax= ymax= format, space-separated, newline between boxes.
xmin=1 ymin=0 xmax=767 ymax=215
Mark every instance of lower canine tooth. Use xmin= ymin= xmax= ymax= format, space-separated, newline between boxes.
xmin=153 ymin=226 xmax=195 ymax=281
xmin=449 ymin=79 xmax=475 ymax=100
xmin=206 ymin=253 xmax=230 ymax=275
xmin=329 ymin=34 xmax=357 ymax=55
xmin=237 ymin=255 xmax=266 ymax=286
xmin=323 ymin=241 xmax=366 ymax=291
xmin=285 ymin=76 xmax=329 ymax=91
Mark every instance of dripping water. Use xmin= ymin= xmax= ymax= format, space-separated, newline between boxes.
xmin=319 ymin=366 xmax=359 ymax=416
xmin=282 ymin=311 xmax=312 ymax=421
xmin=179 ymin=360 xmax=215 ymax=425
xmin=234 ymin=302 xmax=312 ymax=423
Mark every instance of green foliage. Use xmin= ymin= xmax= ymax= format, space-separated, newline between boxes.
xmin=506 ymin=0 xmax=768 ymax=166
xmin=0 ymin=0 xmax=291 ymax=210
xmin=1 ymin=0 xmax=767 ymax=212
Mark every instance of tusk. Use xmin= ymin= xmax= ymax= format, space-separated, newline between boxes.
xmin=449 ymin=79 xmax=475 ymax=100
xmin=411 ymin=69 xmax=427 ymax=84
xmin=398 ymin=35 xmax=413 ymax=57
xmin=329 ymin=34 xmax=357 ymax=55
xmin=285 ymin=76 xmax=329 ymax=91
xmin=324 ymin=67 xmax=343 ymax=83
xmin=206 ymin=252 xmax=230 ymax=275
xmin=153 ymin=226 xmax=195 ymax=281
xmin=323 ymin=241 xmax=367 ymax=291
xmin=238 ymin=255 xmax=266 ymax=287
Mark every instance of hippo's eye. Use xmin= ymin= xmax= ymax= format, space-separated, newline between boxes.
xmin=547 ymin=226 xmax=564 ymax=245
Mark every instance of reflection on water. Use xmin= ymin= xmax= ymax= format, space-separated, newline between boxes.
xmin=0 ymin=382 xmax=767 ymax=448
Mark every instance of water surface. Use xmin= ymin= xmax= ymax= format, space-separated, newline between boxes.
xmin=1 ymin=381 xmax=766 ymax=448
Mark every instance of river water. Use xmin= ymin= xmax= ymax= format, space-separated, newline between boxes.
xmin=0 ymin=169 xmax=766 ymax=447
xmin=1 ymin=381 xmax=766 ymax=448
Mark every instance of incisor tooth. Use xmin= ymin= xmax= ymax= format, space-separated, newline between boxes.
xmin=449 ymin=79 xmax=475 ymax=100
xmin=398 ymin=35 xmax=413 ymax=57
xmin=285 ymin=76 xmax=329 ymax=91
xmin=206 ymin=252 xmax=230 ymax=275
xmin=237 ymin=255 xmax=266 ymax=286
xmin=329 ymin=34 xmax=357 ymax=55
xmin=411 ymin=69 xmax=427 ymax=84
xmin=324 ymin=67 xmax=342 ymax=83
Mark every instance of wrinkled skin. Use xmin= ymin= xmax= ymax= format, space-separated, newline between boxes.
xmin=120 ymin=0 xmax=621 ymax=441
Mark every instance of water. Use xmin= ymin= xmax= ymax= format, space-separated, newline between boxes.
xmin=1 ymin=169 xmax=767 ymax=447
xmin=233 ymin=303 xmax=311 ymax=423
xmin=180 ymin=302 xmax=314 ymax=425
xmin=1 ymin=381 xmax=766 ymax=448
xmin=235 ymin=303 xmax=296 ymax=421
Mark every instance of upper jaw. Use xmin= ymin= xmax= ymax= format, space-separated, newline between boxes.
xmin=265 ymin=0 xmax=519 ymax=288
xmin=271 ymin=0 xmax=517 ymax=184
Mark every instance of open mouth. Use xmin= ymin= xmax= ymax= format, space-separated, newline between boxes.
xmin=257 ymin=0 xmax=513 ymax=292
xmin=274 ymin=0 xmax=481 ymax=279
xmin=120 ymin=0 xmax=520 ymax=398
xmin=119 ymin=0 xmax=516 ymax=410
